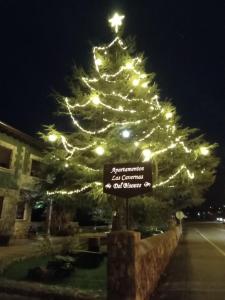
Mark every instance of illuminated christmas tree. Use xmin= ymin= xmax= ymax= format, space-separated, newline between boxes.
xmin=43 ymin=12 xmax=218 ymax=209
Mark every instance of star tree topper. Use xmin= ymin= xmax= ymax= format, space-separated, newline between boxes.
xmin=108 ymin=12 xmax=125 ymax=33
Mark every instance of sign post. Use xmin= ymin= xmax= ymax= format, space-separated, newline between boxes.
xmin=103 ymin=162 xmax=152 ymax=229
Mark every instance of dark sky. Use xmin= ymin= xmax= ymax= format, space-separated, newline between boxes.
xmin=0 ymin=0 xmax=224 ymax=201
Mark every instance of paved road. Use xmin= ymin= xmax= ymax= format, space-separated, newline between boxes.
xmin=152 ymin=222 xmax=225 ymax=300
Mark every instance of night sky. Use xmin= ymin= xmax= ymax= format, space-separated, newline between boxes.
xmin=0 ymin=0 xmax=224 ymax=202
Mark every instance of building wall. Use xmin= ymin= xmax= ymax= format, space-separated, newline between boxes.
xmin=0 ymin=131 xmax=42 ymax=238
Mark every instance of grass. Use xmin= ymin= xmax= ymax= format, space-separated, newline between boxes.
xmin=3 ymin=254 xmax=107 ymax=292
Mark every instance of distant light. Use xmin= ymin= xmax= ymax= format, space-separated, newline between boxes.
xmin=65 ymin=163 xmax=69 ymax=168
xmin=142 ymin=149 xmax=152 ymax=161
xmin=134 ymin=141 xmax=139 ymax=147
xmin=48 ymin=134 xmax=57 ymax=143
xmin=122 ymin=129 xmax=131 ymax=138
xmin=95 ymin=146 xmax=105 ymax=156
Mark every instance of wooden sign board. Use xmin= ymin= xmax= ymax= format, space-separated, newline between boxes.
xmin=103 ymin=162 xmax=152 ymax=198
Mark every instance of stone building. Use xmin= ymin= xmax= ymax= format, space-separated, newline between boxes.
xmin=0 ymin=121 xmax=43 ymax=238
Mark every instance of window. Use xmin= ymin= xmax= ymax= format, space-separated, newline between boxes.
xmin=30 ymin=159 xmax=42 ymax=178
xmin=16 ymin=202 xmax=25 ymax=220
xmin=0 ymin=145 xmax=12 ymax=169
xmin=0 ymin=196 xmax=4 ymax=218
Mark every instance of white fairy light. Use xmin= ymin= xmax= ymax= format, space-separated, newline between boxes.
xmin=165 ymin=111 xmax=173 ymax=120
xmin=126 ymin=61 xmax=133 ymax=69
xmin=199 ymin=146 xmax=209 ymax=156
xmin=48 ymin=134 xmax=58 ymax=143
xmin=132 ymin=78 xmax=140 ymax=86
xmin=95 ymin=146 xmax=105 ymax=156
xmin=142 ymin=149 xmax=152 ymax=161
xmin=47 ymin=182 xmax=102 ymax=196
xmin=95 ymin=58 xmax=102 ymax=66
xmin=142 ymin=82 xmax=148 ymax=88
xmin=91 ymin=95 xmax=101 ymax=105
xmin=122 ymin=129 xmax=131 ymax=138
xmin=153 ymin=165 xmax=195 ymax=188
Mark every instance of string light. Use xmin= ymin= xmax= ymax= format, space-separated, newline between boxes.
xmin=142 ymin=149 xmax=152 ymax=161
xmin=165 ymin=111 xmax=173 ymax=120
xmin=95 ymin=58 xmax=102 ymax=66
xmin=121 ymin=129 xmax=131 ymax=138
xmin=142 ymin=82 xmax=148 ymax=88
xmin=199 ymin=146 xmax=209 ymax=156
xmin=48 ymin=134 xmax=58 ymax=143
xmin=153 ymin=165 xmax=195 ymax=188
xmin=132 ymin=79 xmax=140 ymax=86
xmin=95 ymin=146 xmax=105 ymax=156
xmin=91 ymin=95 xmax=101 ymax=105
xmin=47 ymin=182 xmax=102 ymax=196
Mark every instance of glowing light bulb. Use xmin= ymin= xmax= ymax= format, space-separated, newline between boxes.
xmin=95 ymin=58 xmax=102 ymax=66
xmin=152 ymin=95 xmax=159 ymax=100
xmin=65 ymin=163 xmax=69 ymax=168
xmin=142 ymin=149 xmax=152 ymax=161
xmin=199 ymin=146 xmax=209 ymax=156
xmin=48 ymin=134 xmax=57 ymax=143
xmin=91 ymin=95 xmax=100 ymax=105
xmin=132 ymin=79 xmax=140 ymax=86
xmin=95 ymin=146 xmax=105 ymax=156
xmin=165 ymin=111 xmax=173 ymax=120
xmin=122 ymin=129 xmax=131 ymax=138
xmin=108 ymin=12 xmax=125 ymax=33
xmin=126 ymin=62 xmax=133 ymax=69
xmin=142 ymin=82 xmax=148 ymax=88
xmin=134 ymin=141 xmax=139 ymax=147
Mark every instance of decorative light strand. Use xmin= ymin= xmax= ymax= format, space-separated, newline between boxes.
xmin=66 ymin=103 xmax=114 ymax=135
xmin=103 ymin=118 xmax=144 ymax=126
xmin=65 ymin=97 xmax=92 ymax=109
xmin=82 ymin=77 xmax=151 ymax=104
xmin=138 ymin=127 xmax=159 ymax=142
xmin=47 ymin=182 xmax=102 ymax=196
xmin=61 ymin=136 xmax=96 ymax=159
xmin=65 ymin=95 xmax=136 ymax=113
xmin=153 ymin=165 xmax=194 ymax=188
xmin=77 ymin=164 xmax=100 ymax=173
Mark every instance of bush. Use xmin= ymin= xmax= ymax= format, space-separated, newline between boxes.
xmin=27 ymin=255 xmax=76 ymax=282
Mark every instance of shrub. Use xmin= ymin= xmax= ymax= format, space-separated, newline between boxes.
xmin=27 ymin=255 xmax=76 ymax=282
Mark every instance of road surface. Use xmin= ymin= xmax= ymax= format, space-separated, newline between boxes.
xmin=152 ymin=222 xmax=225 ymax=300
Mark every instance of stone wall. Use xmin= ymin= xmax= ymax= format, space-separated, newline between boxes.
xmin=108 ymin=226 xmax=182 ymax=300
